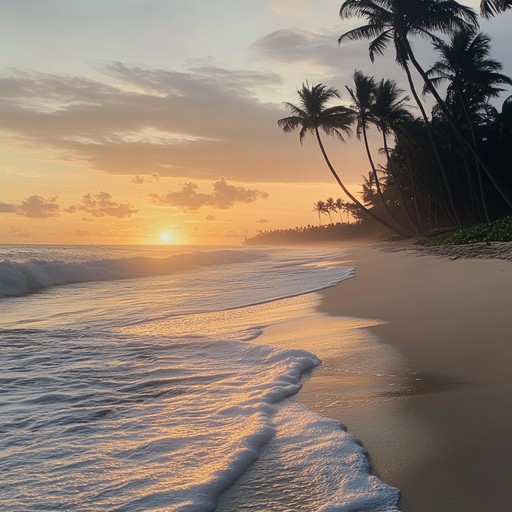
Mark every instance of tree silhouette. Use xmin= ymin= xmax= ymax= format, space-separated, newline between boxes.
xmin=325 ymin=197 xmax=337 ymax=223
xmin=338 ymin=0 xmax=482 ymax=221
xmin=312 ymin=200 xmax=329 ymax=226
xmin=278 ymin=82 xmax=407 ymax=236
xmin=347 ymin=70 xmax=411 ymax=232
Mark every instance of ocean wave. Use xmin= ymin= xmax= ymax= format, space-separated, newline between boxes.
xmin=0 ymin=249 xmax=268 ymax=298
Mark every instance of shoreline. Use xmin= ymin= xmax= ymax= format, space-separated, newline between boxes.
xmin=298 ymin=242 xmax=512 ymax=511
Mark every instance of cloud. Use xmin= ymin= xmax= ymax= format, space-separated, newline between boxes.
xmin=256 ymin=218 xmax=269 ymax=223
xmin=0 ymin=63 xmax=329 ymax=183
xmin=151 ymin=183 xmax=210 ymax=211
xmin=0 ymin=195 xmax=59 ymax=218
xmin=70 ymin=192 xmax=139 ymax=218
xmin=250 ymin=28 xmax=345 ymax=70
xmin=150 ymin=177 xmax=269 ymax=211
xmin=130 ymin=172 xmax=160 ymax=184
xmin=210 ymin=177 xmax=269 ymax=208
xmin=131 ymin=175 xmax=145 ymax=184
xmin=0 ymin=202 xmax=17 ymax=214
xmin=250 ymin=28 xmax=425 ymax=97
xmin=205 ymin=215 xmax=216 ymax=221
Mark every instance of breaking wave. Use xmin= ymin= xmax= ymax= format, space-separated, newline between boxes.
xmin=0 ymin=249 xmax=268 ymax=298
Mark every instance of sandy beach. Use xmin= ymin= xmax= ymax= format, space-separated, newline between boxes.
xmin=290 ymin=242 xmax=512 ymax=511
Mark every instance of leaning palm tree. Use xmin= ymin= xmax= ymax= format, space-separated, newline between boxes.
xmin=346 ymin=70 xmax=409 ymax=232
xmin=480 ymin=0 xmax=512 ymax=16
xmin=338 ymin=0 xmax=512 ymax=208
xmin=346 ymin=72 xmax=380 ymax=196
xmin=371 ymin=78 xmax=420 ymax=231
xmin=338 ymin=1 xmax=477 ymax=98
xmin=338 ymin=0 xmax=477 ymax=223
xmin=278 ymin=82 xmax=407 ymax=236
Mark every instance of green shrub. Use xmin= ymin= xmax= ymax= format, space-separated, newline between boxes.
xmin=424 ymin=217 xmax=512 ymax=246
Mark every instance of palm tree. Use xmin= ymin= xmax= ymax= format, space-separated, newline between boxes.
xmin=480 ymin=0 xmax=512 ymax=16
xmin=425 ymin=29 xmax=512 ymax=220
xmin=339 ymin=0 xmax=512 ymax=208
xmin=325 ymin=197 xmax=337 ymax=223
xmin=278 ymin=82 xmax=407 ymax=236
xmin=338 ymin=0 xmax=482 ymax=220
xmin=361 ymin=172 xmax=378 ymax=205
xmin=334 ymin=197 xmax=349 ymax=223
xmin=371 ymin=78 xmax=420 ymax=231
xmin=346 ymin=70 xmax=411 ymax=232
xmin=313 ymin=200 xmax=328 ymax=226
xmin=338 ymin=0 xmax=477 ymax=76
xmin=345 ymin=72 xmax=381 ymax=195
xmin=426 ymin=30 xmax=512 ymax=120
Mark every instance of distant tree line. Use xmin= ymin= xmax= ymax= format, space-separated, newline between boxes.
xmin=245 ymin=221 xmax=386 ymax=245
xmin=278 ymin=0 xmax=512 ymax=238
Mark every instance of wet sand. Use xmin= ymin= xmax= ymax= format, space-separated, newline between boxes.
xmin=300 ymin=242 xmax=512 ymax=511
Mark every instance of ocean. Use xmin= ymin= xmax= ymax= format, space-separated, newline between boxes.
xmin=0 ymin=244 xmax=399 ymax=511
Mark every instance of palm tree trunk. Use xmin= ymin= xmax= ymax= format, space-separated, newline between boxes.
xmin=402 ymin=60 xmax=461 ymax=225
xmin=457 ymin=135 xmax=482 ymax=221
xmin=400 ymin=131 xmax=454 ymax=227
xmin=404 ymin=40 xmax=512 ymax=209
xmin=314 ymin=127 xmax=408 ymax=237
xmin=382 ymin=132 xmax=421 ymax=232
xmin=404 ymin=150 xmax=424 ymax=229
xmin=455 ymin=88 xmax=491 ymax=222
xmin=361 ymin=124 xmax=411 ymax=233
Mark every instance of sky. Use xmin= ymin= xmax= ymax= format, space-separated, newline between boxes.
xmin=1 ymin=0 xmax=511 ymax=245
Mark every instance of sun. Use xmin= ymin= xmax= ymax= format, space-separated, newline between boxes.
xmin=159 ymin=231 xmax=172 ymax=244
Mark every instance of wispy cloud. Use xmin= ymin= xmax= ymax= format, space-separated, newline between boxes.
xmin=130 ymin=172 xmax=160 ymax=184
xmin=250 ymin=28 xmax=344 ymax=70
xmin=0 ymin=62 xmax=325 ymax=183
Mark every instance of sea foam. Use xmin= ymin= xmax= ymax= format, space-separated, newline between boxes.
xmin=0 ymin=244 xmax=399 ymax=512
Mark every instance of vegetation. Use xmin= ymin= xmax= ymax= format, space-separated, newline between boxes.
xmin=423 ymin=217 xmax=512 ymax=245
xmin=277 ymin=1 xmax=512 ymax=242
xmin=245 ymin=196 xmax=392 ymax=245
xmin=245 ymin=221 xmax=387 ymax=245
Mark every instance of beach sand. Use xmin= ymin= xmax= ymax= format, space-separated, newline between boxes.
xmin=263 ymin=242 xmax=512 ymax=511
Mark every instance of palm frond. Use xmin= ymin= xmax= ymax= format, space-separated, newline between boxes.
xmin=368 ymin=30 xmax=392 ymax=61
xmin=480 ymin=0 xmax=512 ymax=17
xmin=338 ymin=24 xmax=385 ymax=44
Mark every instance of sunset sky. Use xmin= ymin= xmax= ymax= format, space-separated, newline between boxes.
xmin=1 ymin=0 xmax=510 ymax=245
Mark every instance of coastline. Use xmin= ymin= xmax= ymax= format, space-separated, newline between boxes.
xmin=298 ymin=242 xmax=512 ymax=511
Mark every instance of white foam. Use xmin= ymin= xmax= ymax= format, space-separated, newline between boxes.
xmin=0 ymin=244 xmax=400 ymax=512
xmin=0 ymin=249 xmax=268 ymax=298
